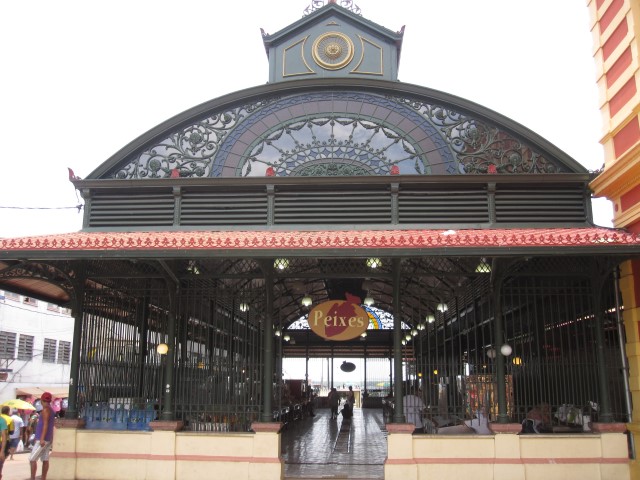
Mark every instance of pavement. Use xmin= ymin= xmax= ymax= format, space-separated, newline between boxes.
xmin=281 ymin=407 xmax=387 ymax=479
xmin=1 ymin=450 xmax=37 ymax=480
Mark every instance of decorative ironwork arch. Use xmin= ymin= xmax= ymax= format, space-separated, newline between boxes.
xmin=95 ymin=81 xmax=582 ymax=181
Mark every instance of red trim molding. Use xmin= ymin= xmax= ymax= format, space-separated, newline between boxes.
xmin=489 ymin=423 xmax=522 ymax=434
xmin=149 ymin=420 xmax=184 ymax=432
xmin=386 ymin=423 xmax=416 ymax=434
xmin=54 ymin=451 xmax=281 ymax=463
xmin=395 ymin=457 xmax=629 ymax=465
xmin=590 ymin=422 xmax=627 ymax=433
xmin=251 ymin=422 xmax=283 ymax=433
xmin=56 ymin=418 xmax=86 ymax=429
xmin=2 ymin=228 xmax=638 ymax=252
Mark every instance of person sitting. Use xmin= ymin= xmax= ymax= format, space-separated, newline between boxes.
xmin=402 ymin=387 xmax=426 ymax=433
xmin=341 ymin=401 xmax=353 ymax=420
xmin=522 ymin=403 xmax=552 ymax=433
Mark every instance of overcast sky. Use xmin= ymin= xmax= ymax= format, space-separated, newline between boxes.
xmin=0 ymin=0 xmax=612 ymax=238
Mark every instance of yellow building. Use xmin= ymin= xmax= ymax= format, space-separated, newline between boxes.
xmin=589 ymin=2 xmax=640 ymax=477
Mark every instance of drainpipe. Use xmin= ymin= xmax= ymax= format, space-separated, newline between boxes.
xmin=260 ymin=264 xmax=275 ymax=422
xmin=392 ymin=258 xmax=405 ymax=423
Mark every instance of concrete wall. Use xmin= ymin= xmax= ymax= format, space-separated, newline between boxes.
xmin=48 ymin=422 xmax=630 ymax=480
xmin=49 ymin=422 xmax=283 ymax=480
xmin=385 ymin=424 xmax=630 ymax=480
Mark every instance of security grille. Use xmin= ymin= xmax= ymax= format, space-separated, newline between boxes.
xmin=495 ymin=185 xmax=586 ymax=223
xmin=274 ymin=187 xmax=391 ymax=225
xmin=398 ymin=187 xmax=489 ymax=224
xmin=181 ymin=190 xmax=268 ymax=226
xmin=88 ymin=192 xmax=174 ymax=227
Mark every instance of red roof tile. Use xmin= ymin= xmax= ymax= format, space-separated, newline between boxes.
xmin=1 ymin=228 xmax=639 ymax=253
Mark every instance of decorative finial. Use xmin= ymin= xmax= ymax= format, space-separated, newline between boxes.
xmin=303 ymin=0 xmax=361 ymax=16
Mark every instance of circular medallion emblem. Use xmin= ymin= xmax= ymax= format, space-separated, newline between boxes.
xmin=312 ymin=32 xmax=354 ymax=70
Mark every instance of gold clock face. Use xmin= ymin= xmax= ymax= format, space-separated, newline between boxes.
xmin=312 ymin=32 xmax=354 ymax=70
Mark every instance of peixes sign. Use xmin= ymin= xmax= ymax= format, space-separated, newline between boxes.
xmin=308 ymin=300 xmax=370 ymax=341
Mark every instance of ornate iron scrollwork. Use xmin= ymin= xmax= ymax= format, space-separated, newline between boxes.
xmin=112 ymin=98 xmax=277 ymax=179
xmin=303 ymin=0 xmax=361 ymax=16
xmin=108 ymin=90 xmax=569 ymax=180
xmin=393 ymin=97 xmax=568 ymax=174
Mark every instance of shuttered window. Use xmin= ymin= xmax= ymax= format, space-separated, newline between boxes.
xmin=18 ymin=335 xmax=34 ymax=360
xmin=0 ymin=331 xmax=16 ymax=359
xmin=43 ymin=338 xmax=57 ymax=363
xmin=57 ymin=341 xmax=71 ymax=364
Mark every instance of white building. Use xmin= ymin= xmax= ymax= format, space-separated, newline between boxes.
xmin=0 ymin=290 xmax=73 ymax=402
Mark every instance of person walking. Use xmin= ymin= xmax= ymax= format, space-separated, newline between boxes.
xmin=8 ymin=410 xmax=23 ymax=459
xmin=328 ymin=388 xmax=340 ymax=419
xmin=29 ymin=392 xmax=55 ymax=480
xmin=346 ymin=386 xmax=355 ymax=407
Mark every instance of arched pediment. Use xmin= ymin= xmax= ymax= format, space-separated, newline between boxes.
xmin=88 ymin=78 xmax=587 ymax=180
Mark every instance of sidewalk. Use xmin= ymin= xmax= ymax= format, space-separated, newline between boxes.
xmin=2 ymin=451 xmax=34 ymax=480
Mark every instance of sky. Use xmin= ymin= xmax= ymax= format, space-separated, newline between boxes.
xmin=0 ymin=0 xmax=613 ymax=238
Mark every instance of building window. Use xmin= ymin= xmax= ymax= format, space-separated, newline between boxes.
xmin=23 ymin=297 xmax=38 ymax=306
xmin=47 ymin=303 xmax=60 ymax=312
xmin=4 ymin=292 xmax=19 ymax=301
xmin=43 ymin=338 xmax=57 ymax=363
xmin=0 ymin=331 xmax=16 ymax=359
xmin=17 ymin=335 xmax=34 ymax=361
xmin=57 ymin=341 xmax=71 ymax=364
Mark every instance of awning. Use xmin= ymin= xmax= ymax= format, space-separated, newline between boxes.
xmin=15 ymin=387 xmax=68 ymax=398
xmin=1 ymin=227 xmax=640 ymax=256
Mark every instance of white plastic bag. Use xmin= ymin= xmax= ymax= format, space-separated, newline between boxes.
xmin=16 ymin=440 xmax=24 ymax=453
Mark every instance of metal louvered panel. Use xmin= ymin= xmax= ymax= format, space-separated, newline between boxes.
xmin=495 ymin=187 xmax=586 ymax=223
xmin=89 ymin=193 xmax=174 ymax=227
xmin=181 ymin=191 xmax=268 ymax=226
xmin=398 ymin=188 xmax=489 ymax=224
xmin=274 ymin=189 xmax=391 ymax=225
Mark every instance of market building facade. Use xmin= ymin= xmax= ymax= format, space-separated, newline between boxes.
xmin=0 ymin=2 xmax=637 ymax=479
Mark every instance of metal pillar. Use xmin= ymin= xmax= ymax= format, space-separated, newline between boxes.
xmin=392 ymin=258 xmax=405 ymax=423
xmin=492 ymin=278 xmax=509 ymax=423
xmin=614 ymin=268 xmax=633 ymax=422
xmin=593 ymin=275 xmax=614 ymax=422
xmin=364 ymin=345 xmax=368 ymax=396
xmin=614 ymin=267 xmax=635 ymax=457
xmin=260 ymin=264 xmax=275 ymax=422
xmin=389 ymin=347 xmax=393 ymax=395
xmin=136 ymin=297 xmax=149 ymax=400
xmin=66 ymin=262 xmax=86 ymax=420
xmin=160 ymin=285 xmax=177 ymax=421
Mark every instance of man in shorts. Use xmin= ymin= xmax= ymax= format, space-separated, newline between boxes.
xmin=9 ymin=409 xmax=23 ymax=459
xmin=0 ymin=414 xmax=7 ymax=480
xmin=29 ymin=392 xmax=54 ymax=480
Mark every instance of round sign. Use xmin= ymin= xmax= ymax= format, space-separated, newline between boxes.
xmin=308 ymin=300 xmax=369 ymax=341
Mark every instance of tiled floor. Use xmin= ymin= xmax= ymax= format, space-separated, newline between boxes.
xmin=281 ymin=407 xmax=387 ymax=479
